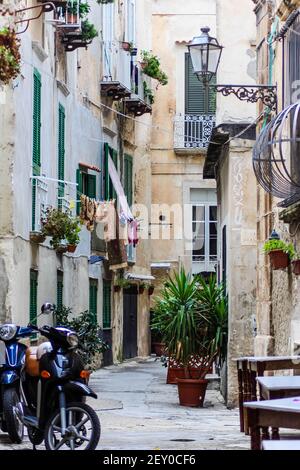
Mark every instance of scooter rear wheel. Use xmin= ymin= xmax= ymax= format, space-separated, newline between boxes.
xmin=44 ymin=402 xmax=101 ymax=451
xmin=2 ymin=388 xmax=24 ymax=443
xmin=28 ymin=426 xmax=44 ymax=446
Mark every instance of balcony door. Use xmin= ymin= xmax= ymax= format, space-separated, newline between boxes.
xmin=184 ymin=53 xmax=216 ymax=148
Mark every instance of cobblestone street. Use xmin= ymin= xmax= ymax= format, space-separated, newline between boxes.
xmin=0 ymin=359 xmax=250 ymax=451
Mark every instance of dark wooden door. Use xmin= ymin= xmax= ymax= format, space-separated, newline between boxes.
xmin=123 ymin=286 xmax=138 ymax=359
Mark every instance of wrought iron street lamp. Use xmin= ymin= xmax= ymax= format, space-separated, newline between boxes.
xmin=188 ymin=27 xmax=277 ymax=111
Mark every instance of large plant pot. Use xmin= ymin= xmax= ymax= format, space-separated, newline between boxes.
xmin=177 ymin=378 xmax=208 ymax=407
xmin=67 ymin=244 xmax=77 ymax=253
xmin=292 ymin=259 xmax=300 ymax=275
xmin=167 ymin=365 xmax=185 ymax=384
xmin=152 ymin=342 xmax=165 ymax=357
xmin=269 ymin=250 xmax=289 ymax=270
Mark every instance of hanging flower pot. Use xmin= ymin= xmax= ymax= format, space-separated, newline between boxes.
xmin=67 ymin=244 xmax=77 ymax=253
xmin=113 ymin=285 xmax=121 ymax=293
xmin=148 ymin=285 xmax=155 ymax=296
xmin=292 ymin=259 xmax=300 ymax=275
xmin=56 ymin=244 xmax=68 ymax=254
xmin=30 ymin=231 xmax=46 ymax=244
xmin=268 ymin=250 xmax=289 ymax=270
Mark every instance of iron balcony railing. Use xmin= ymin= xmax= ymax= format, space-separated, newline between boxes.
xmin=174 ymin=114 xmax=216 ymax=150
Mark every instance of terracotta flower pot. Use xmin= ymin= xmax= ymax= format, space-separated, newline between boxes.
xmin=148 ymin=286 xmax=155 ymax=296
xmin=292 ymin=259 xmax=300 ymax=275
xmin=269 ymin=250 xmax=289 ymax=270
xmin=121 ymin=41 xmax=130 ymax=51
xmin=114 ymin=285 xmax=121 ymax=293
xmin=67 ymin=244 xmax=77 ymax=253
xmin=139 ymin=286 xmax=145 ymax=294
xmin=152 ymin=342 xmax=166 ymax=357
xmin=177 ymin=378 xmax=208 ymax=407
xmin=30 ymin=231 xmax=46 ymax=244
xmin=166 ymin=366 xmax=186 ymax=384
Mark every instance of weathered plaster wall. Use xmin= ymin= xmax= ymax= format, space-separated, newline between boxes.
xmin=218 ymin=140 xmax=257 ymax=406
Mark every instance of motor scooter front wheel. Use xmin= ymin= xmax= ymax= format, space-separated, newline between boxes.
xmin=2 ymin=388 xmax=24 ymax=443
xmin=44 ymin=402 xmax=101 ymax=450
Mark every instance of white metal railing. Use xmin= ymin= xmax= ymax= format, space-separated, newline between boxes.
xmin=31 ymin=176 xmax=77 ymax=232
xmin=174 ymin=114 xmax=216 ymax=150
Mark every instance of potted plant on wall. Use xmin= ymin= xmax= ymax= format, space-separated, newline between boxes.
xmin=263 ymin=235 xmax=295 ymax=270
xmin=140 ymin=50 xmax=168 ymax=86
xmin=0 ymin=28 xmax=21 ymax=85
xmin=113 ymin=277 xmax=131 ymax=292
xmin=41 ymin=207 xmax=81 ymax=255
xmin=66 ymin=217 xmax=81 ymax=253
xmin=138 ymin=282 xmax=146 ymax=294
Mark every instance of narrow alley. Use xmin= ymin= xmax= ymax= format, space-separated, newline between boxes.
xmin=0 ymin=359 xmax=249 ymax=451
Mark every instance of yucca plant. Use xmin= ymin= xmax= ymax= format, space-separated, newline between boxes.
xmin=152 ymin=268 xmax=204 ymax=378
xmin=195 ymin=274 xmax=228 ymax=369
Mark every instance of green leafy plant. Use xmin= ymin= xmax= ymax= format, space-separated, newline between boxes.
xmin=54 ymin=306 xmax=109 ymax=369
xmin=263 ymin=239 xmax=296 ymax=260
xmin=41 ymin=207 xmax=81 ymax=250
xmin=81 ymin=20 xmax=98 ymax=41
xmin=0 ymin=28 xmax=21 ymax=84
xmin=195 ymin=275 xmax=228 ymax=368
xmin=114 ymin=277 xmax=131 ymax=289
xmin=143 ymin=81 xmax=155 ymax=104
xmin=140 ymin=50 xmax=168 ymax=86
xmin=67 ymin=1 xmax=90 ymax=18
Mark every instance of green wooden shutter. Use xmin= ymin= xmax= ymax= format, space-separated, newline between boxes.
xmin=58 ymin=104 xmax=65 ymax=209
xmin=32 ymin=69 xmax=41 ymax=231
xmin=29 ymin=270 xmax=38 ymax=325
xmin=57 ymin=271 xmax=63 ymax=312
xmin=87 ymin=174 xmax=96 ymax=199
xmin=89 ymin=279 xmax=98 ymax=324
xmin=103 ymin=280 xmax=111 ymax=329
xmin=124 ymin=154 xmax=133 ymax=207
xmin=104 ymin=143 xmax=110 ymax=200
xmin=33 ymin=69 xmax=41 ymax=175
xmin=185 ymin=54 xmax=216 ymax=115
xmin=103 ymin=144 xmax=118 ymax=200
xmin=76 ymin=169 xmax=83 ymax=215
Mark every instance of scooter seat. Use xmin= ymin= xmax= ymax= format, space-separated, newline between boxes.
xmin=25 ymin=347 xmax=40 ymax=377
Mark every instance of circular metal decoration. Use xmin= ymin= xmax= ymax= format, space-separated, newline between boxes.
xmin=253 ymin=102 xmax=300 ymax=205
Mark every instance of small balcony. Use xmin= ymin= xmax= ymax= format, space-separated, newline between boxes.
xmin=124 ymin=68 xmax=152 ymax=116
xmin=174 ymin=114 xmax=215 ymax=155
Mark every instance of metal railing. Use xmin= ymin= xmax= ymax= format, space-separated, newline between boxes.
xmin=174 ymin=114 xmax=216 ymax=150
xmin=56 ymin=0 xmax=81 ymax=29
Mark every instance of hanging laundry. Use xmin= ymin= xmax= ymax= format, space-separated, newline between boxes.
xmin=107 ymin=207 xmax=128 ymax=270
xmin=119 ymin=211 xmax=128 ymax=245
xmin=95 ymin=200 xmax=116 ymax=242
xmin=128 ymin=219 xmax=139 ymax=247
xmin=108 ymin=155 xmax=133 ymax=221
xmin=79 ymin=194 xmax=97 ymax=232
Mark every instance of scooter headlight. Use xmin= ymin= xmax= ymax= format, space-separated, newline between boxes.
xmin=66 ymin=332 xmax=79 ymax=348
xmin=0 ymin=324 xmax=17 ymax=341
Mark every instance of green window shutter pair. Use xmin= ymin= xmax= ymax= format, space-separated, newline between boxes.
xmin=58 ymin=104 xmax=65 ymax=209
xmin=103 ymin=280 xmax=112 ymax=329
xmin=29 ymin=270 xmax=38 ymax=325
xmin=76 ymin=169 xmax=97 ymax=215
xmin=32 ymin=69 xmax=41 ymax=232
xmin=57 ymin=271 xmax=63 ymax=312
xmin=89 ymin=279 xmax=98 ymax=324
xmin=104 ymin=143 xmax=118 ymax=200
xmin=124 ymin=154 xmax=133 ymax=207
xmin=185 ymin=53 xmax=216 ymax=115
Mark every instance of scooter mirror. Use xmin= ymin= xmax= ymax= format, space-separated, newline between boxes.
xmin=41 ymin=302 xmax=55 ymax=315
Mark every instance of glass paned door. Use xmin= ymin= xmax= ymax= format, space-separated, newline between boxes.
xmin=192 ymin=204 xmax=218 ymax=272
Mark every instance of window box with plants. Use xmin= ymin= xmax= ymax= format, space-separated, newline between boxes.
xmin=0 ymin=28 xmax=21 ymax=85
xmin=41 ymin=207 xmax=82 ymax=255
xmin=113 ymin=277 xmax=131 ymax=292
xmin=263 ymin=237 xmax=295 ymax=270
xmin=62 ymin=19 xmax=98 ymax=51
xmin=140 ymin=50 xmax=168 ymax=86
xmin=152 ymin=269 xmax=227 ymax=407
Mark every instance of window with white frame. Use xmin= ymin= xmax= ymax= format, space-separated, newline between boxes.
xmin=125 ymin=0 xmax=135 ymax=44
xmin=190 ymin=188 xmax=218 ymax=273
xmin=102 ymin=2 xmax=115 ymax=80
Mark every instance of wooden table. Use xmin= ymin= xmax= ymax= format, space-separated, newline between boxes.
xmin=236 ymin=356 xmax=300 ymax=433
xmin=258 ymin=376 xmax=300 ymax=400
xmin=262 ymin=440 xmax=300 ymax=450
xmin=244 ymin=396 xmax=300 ymax=450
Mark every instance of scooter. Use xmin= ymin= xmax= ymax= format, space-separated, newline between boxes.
xmin=18 ymin=303 xmax=101 ymax=450
xmin=0 ymin=323 xmax=34 ymax=443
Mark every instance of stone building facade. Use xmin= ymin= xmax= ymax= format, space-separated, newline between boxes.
xmin=0 ymin=0 xmax=154 ymax=364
